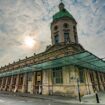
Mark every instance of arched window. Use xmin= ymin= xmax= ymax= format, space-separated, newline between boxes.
xmin=54 ymin=34 xmax=59 ymax=44
xmin=63 ymin=23 xmax=69 ymax=28
xmin=74 ymin=34 xmax=78 ymax=43
xmin=64 ymin=33 xmax=70 ymax=43
xmin=73 ymin=26 xmax=76 ymax=30
xmin=54 ymin=25 xmax=58 ymax=31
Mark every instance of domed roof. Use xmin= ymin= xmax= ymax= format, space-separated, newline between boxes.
xmin=53 ymin=2 xmax=75 ymax=21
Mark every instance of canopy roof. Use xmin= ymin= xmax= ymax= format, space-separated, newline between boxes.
xmin=0 ymin=51 xmax=105 ymax=77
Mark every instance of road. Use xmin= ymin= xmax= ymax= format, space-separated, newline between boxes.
xmin=0 ymin=94 xmax=101 ymax=105
xmin=0 ymin=94 xmax=71 ymax=105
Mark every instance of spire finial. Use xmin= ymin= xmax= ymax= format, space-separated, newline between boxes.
xmin=59 ymin=0 xmax=65 ymax=11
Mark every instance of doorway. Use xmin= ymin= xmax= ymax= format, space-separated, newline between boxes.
xmin=35 ymin=71 xmax=42 ymax=94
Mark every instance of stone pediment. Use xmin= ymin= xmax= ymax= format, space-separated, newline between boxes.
xmin=45 ymin=43 xmax=85 ymax=54
xmin=45 ymin=44 xmax=65 ymax=53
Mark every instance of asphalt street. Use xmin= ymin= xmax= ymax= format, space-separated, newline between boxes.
xmin=0 ymin=94 xmax=102 ymax=105
xmin=0 ymin=94 xmax=72 ymax=105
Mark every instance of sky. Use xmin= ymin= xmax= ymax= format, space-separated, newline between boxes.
xmin=0 ymin=0 xmax=105 ymax=67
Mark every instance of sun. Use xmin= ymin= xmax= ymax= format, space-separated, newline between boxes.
xmin=24 ymin=36 xmax=35 ymax=48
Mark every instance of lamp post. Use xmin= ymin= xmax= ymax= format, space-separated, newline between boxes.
xmin=77 ymin=78 xmax=81 ymax=102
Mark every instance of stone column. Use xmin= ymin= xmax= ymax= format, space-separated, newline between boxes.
xmin=30 ymin=72 xmax=36 ymax=94
xmin=100 ymin=73 xmax=105 ymax=91
xmin=0 ymin=78 xmax=4 ymax=91
xmin=102 ymin=74 xmax=105 ymax=90
xmin=73 ymin=66 xmax=79 ymax=97
xmin=83 ymin=70 xmax=88 ymax=94
xmin=22 ymin=73 xmax=28 ymax=93
xmin=42 ymin=70 xmax=49 ymax=95
xmin=4 ymin=77 xmax=8 ymax=91
xmin=42 ymin=69 xmax=53 ymax=95
xmin=0 ymin=78 xmax=2 ymax=87
xmin=63 ymin=66 xmax=70 ymax=84
xmin=48 ymin=70 xmax=53 ymax=95
xmin=93 ymin=72 xmax=99 ymax=91
xmin=84 ymin=70 xmax=93 ymax=94
xmin=75 ymin=67 xmax=92 ymax=96
xmin=9 ymin=76 xmax=13 ymax=92
xmin=62 ymin=66 xmax=70 ymax=95
xmin=98 ymin=72 xmax=104 ymax=91
xmin=92 ymin=72 xmax=96 ymax=91
xmin=95 ymin=71 xmax=100 ymax=91
xmin=14 ymin=74 xmax=19 ymax=92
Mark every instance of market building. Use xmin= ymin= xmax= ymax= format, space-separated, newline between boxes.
xmin=0 ymin=2 xmax=105 ymax=97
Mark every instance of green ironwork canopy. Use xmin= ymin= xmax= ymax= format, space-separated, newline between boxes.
xmin=0 ymin=51 xmax=105 ymax=77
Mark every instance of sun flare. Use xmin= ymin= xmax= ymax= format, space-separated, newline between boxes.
xmin=24 ymin=36 xmax=35 ymax=48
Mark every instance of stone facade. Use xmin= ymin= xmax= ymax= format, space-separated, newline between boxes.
xmin=51 ymin=18 xmax=78 ymax=44
xmin=0 ymin=2 xmax=105 ymax=97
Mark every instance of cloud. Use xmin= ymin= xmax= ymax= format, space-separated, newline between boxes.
xmin=67 ymin=0 xmax=105 ymax=57
xmin=0 ymin=0 xmax=105 ymax=66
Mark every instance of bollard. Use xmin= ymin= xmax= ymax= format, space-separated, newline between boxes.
xmin=95 ymin=91 xmax=100 ymax=103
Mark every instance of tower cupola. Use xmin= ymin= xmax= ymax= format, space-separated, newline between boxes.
xmin=51 ymin=1 xmax=78 ymax=45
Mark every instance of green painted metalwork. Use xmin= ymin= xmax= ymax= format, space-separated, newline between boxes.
xmin=53 ymin=9 xmax=74 ymax=21
xmin=0 ymin=51 xmax=105 ymax=77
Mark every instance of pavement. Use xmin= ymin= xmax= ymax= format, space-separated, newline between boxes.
xmin=0 ymin=94 xmax=70 ymax=105
xmin=82 ymin=92 xmax=105 ymax=104
xmin=0 ymin=91 xmax=105 ymax=105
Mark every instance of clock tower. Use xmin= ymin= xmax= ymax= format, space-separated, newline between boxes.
xmin=51 ymin=2 xmax=78 ymax=45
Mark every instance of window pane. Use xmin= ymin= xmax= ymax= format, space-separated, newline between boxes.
xmin=56 ymin=78 xmax=61 ymax=83
xmin=79 ymin=70 xmax=84 ymax=83
xmin=54 ymin=35 xmax=59 ymax=44
xmin=53 ymin=67 xmax=63 ymax=84
xmin=64 ymin=33 xmax=70 ymax=42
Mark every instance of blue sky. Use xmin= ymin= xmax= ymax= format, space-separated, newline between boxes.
xmin=0 ymin=0 xmax=105 ymax=66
